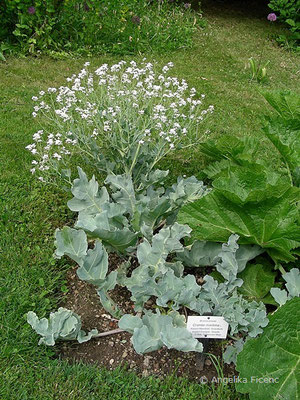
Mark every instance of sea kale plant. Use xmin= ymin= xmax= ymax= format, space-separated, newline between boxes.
xmin=26 ymin=67 xmax=297 ymax=366
xmin=26 ymin=60 xmax=214 ymax=187
xmin=28 ymin=167 xmax=269 ymax=357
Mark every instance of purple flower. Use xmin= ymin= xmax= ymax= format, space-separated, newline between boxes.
xmin=28 ymin=6 xmax=36 ymax=15
xmin=184 ymin=3 xmax=191 ymax=9
xmin=132 ymin=15 xmax=141 ymax=25
xmin=267 ymin=13 xmax=277 ymax=22
xmin=83 ymin=2 xmax=90 ymax=11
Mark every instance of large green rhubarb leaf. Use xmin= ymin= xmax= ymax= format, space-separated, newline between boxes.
xmin=212 ymin=165 xmax=291 ymax=205
xmin=262 ymin=90 xmax=300 ymax=120
xmin=178 ymin=181 xmax=300 ymax=263
xmin=200 ymin=134 xmax=260 ymax=164
xmin=236 ymin=297 xmax=300 ymax=400
xmin=262 ymin=91 xmax=300 ymax=187
xmin=238 ymin=264 xmax=276 ymax=304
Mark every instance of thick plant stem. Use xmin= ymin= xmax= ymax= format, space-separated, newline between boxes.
xmin=129 ymin=142 xmax=141 ymax=175
xmin=95 ymin=328 xmax=124 ymax=338
xmin=278 ymin=264 xmax=286 ymax=275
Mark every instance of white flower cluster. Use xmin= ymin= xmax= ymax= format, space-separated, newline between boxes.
xmin=27 ymin=60 xmax=214 ymax=181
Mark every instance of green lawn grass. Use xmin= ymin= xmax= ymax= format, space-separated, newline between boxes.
xmin=0 ymin=6 xmax=299 ymax=399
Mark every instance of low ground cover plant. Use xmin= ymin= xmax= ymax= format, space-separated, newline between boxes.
xmin=25 ymin=62 xmax=300 ymax=399
xmin=1 ymin=0 xmax=203 ymax=57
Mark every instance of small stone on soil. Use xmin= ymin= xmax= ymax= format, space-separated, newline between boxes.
xmin=143 ymin=356 xmax=151 ymax=367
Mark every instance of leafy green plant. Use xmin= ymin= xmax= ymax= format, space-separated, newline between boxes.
xmin=1 ymin=0 xmax=204 ymax=56
xmin=178 ymin=164 xmax=300 ymax=264
xmin=179 ymin=92 xmax=300 ymax=266
xmin=248 ymin=57 xmax=270 ymax=83
xmin=262 ymin=91 xmax=300 ymax=186
xmin=237 ymin=264 xmax=277 ymax=305
xmin=27 ymin=307 xmax=98 ymax=345
xmin=268 ymin=0 xmax=300 ymax=51
xmin=26 ymin=61 xmax=214 ymax=186
xmin=236 ymin=297 xmax=300 ymax=400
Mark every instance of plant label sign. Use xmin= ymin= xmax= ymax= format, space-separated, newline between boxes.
xmin=187 ymin=316 xmax=228 ymax=339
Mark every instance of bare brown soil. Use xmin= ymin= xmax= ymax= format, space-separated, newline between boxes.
xmin=59 ymin=255 xmax=237 ymax=383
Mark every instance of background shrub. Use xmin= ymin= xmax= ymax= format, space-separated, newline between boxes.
xmin=268 ymin=0 xmax=300 ymax=50
xmin=0 ymin=1 xmax=204 ymax=56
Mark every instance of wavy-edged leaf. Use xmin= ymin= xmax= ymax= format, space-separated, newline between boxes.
xmin=223 ymin=338 xmax=245 ymax=365
xmin=176 ymin=239 xmax=262 ymax=271
xmin=264 ymin=118 xmax=300 ymax=172
xmin=97 ymin=271 xmax=123 ymax=318
xmin=76 ymin=212 xmax=138 ymax=254
xmin=27 ymin=308 xmax=98 ymax=346
xmin=270 ymin=268 xmax=300 ymax=306
xmin=77 ymin=240 xmax=108 ymax=286
xmin=68 ymin=167 xmax=109 ymax=215
xmin=119 ymin=311 xmax=203 ymax=354
xmin=105 ymin=174 xmax=136 ymax=216
xmin=166 ymin=176 xmax=208 ymax=207
xmin=55 ymin=227 xmax=87 ymax=265
xmin=284 ymin=268 xmax=300 ymax=297
xmin=270 ymin=288 xmax=289 ymax=307
xmin=137 ymin=223 xmax=191 ymax=274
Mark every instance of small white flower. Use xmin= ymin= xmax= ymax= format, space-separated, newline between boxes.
xmin=53 ymin=153 xmax=62 ymax=160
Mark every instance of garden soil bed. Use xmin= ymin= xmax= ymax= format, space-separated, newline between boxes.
xmin=59 ymin=255 xmax=237 ymax=383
